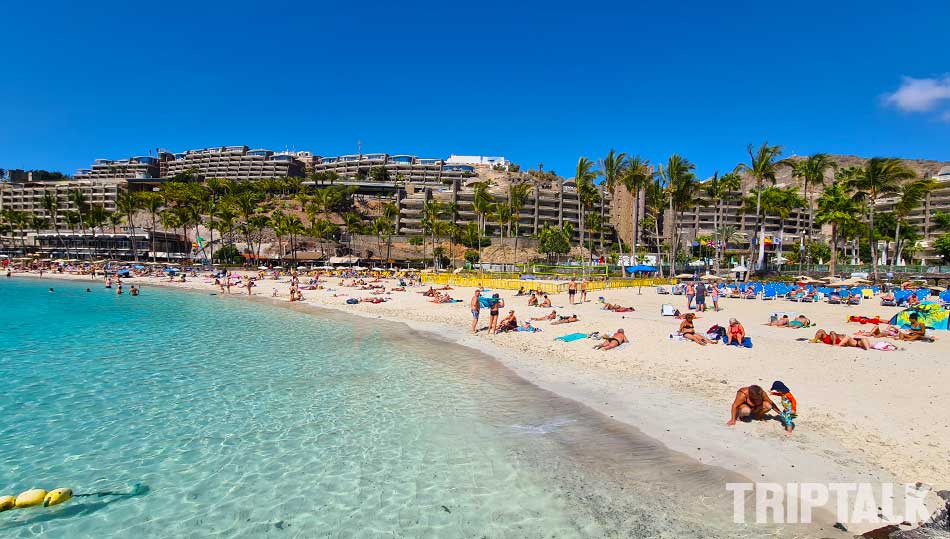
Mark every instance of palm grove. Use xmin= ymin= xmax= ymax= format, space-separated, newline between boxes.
xmin=2 ymin=147 xmax=948 ymax=277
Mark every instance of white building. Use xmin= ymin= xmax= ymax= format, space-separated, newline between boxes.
xmin=445 ymin=155 xmax=510 ymax=169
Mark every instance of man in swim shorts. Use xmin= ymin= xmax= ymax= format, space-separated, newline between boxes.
xmin=470 ymin=288 xmax=482 ymax=333
xmin=568 ymin=278 xmax=577 ymax=305
xmin=594 ymin=329 xmax=628 ymax=350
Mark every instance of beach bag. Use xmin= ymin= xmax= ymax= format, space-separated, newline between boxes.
xmin=706 ymin=324 xmax=725 ymax=341
xmin=345 ymin=298 xmax=359 ymax=304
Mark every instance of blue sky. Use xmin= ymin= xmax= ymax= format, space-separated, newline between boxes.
xmin=2 ymin=0 xmax=949 ymax=179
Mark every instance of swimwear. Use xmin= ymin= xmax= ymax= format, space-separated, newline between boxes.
xmin=471 ymin=309 xmax=480 ymax=319
xmin=607 ymin=337 xmax=620 ymax=346
xmin=789 ymin=321 xmax=804 ymax=328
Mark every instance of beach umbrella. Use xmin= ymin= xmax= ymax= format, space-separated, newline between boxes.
xmin=257 ymin=266 xmax=268 ymax=270
xmin=626 ymin=264 xmax=657 ymax=273
xmin=673 ymin=273 xmax=695 ymax=279
xmin=700 ymin=274 xmax=722 ymax=281
xmin=351 ymin=265 xmax=367 ymax=270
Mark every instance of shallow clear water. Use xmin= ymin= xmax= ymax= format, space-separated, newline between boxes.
xmin=0 ymin=278 xmax=812 ymax=538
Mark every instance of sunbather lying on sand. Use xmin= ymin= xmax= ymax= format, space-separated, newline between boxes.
xmin=767 ymin=314 xmax=811 ymax=327
xmin=811 ymin=329 xmax=871 ymax=349
xmin=603 ymin=303 xmax=635 ymax=312
xmin=593 ymin=329 xmax=628 ymax=350
xmin=550 ymin=314 xmax=579 ymax=325
xmin=531 ymin=310 xmax=557 ymax=321
xmin=854 ymin=324 xmax=900 ymax=338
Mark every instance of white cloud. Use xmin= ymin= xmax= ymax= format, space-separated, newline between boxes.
xmin=884 ymin=75 xmax=950 ymax=112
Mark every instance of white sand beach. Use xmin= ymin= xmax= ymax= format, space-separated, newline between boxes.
xmin=22 ymin=270 xmax=950 ymax=531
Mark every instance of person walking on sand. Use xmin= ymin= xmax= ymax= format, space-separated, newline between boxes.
xmin=568 ymin=278 xmax=577 ymax=305
xmin=580 ymin=279 xmax=588 ymax=303
xmin=685 ymin=281 xmax=695 ymax=310
xmin=470 ymin=288 xmax=482 ymax=333
xmin=711 ymin=284 xmax=720 ymax=312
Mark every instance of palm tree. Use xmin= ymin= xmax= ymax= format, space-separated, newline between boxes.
xmin=598 ymin=149 xmax=626 ymax=251
xmin=644 ymin=175 xmax=669 ymax=277
xmin=116 ymin=190 xmax=142 ymax=261
xmin=271 ymin=210 xmax=287 ymax=262
xmin=41 ymin=191 xmax=67 ymax=258
xmin=788 ymin=153 xmax=836 ymax=243
xmin=139 ymin=192 xmax=164 ymax=263
xmin=574 ymin=157 xmax=599 ymax=267
xmin=815 ymin=182 xmax=860 ymax=278
xmin=68 ymin=189 xmax=89 ymax=251
xmin=891 ymin=177 xmax=938 ymax=270
xmin=420 ymin=200 xmax=446 ymax=269
xmin=247 ymin=215 xmax=270 ymax=260
xmin=471 ymin=182 xmax=494 ymax=265
xmin=507 ymin=183 xmax=531 ymax=265
xmin=704 ymin=172 xmax=741 ymax=272
xmin=734 ymin=142 xmax=785 ymax=273
xmin=621 ymin=156 xmax=652 ymax=270
xmin=108 ymin=212 xmax=124 ymax=260
xmin=760 ymin=186 xmax=805 ymax=267
xmin=283 ymin=214 xmax=305 ymax=265
xmin=657 ymin=154 xmax=697 ymax=275
xmin=845 ymin=158 xmax=916 ymax=280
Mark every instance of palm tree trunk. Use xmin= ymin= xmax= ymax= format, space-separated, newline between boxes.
xmin=829 ymin=224 xmax=838 ymax=278
xmin=869 ymin=203 xmax=878 ymax=280
xmin=754 ymin=187 xmax=765 ymax=276
xmin=630 ymin=187 xmax=640 ymax=268
xmin=892 ymin=220 xmax=902 ymax=271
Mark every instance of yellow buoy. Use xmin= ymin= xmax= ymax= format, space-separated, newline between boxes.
xmin=44 ymin=488 xmax=73 ymax=507
xmin=14 ymin=489 xmax=47 ymax=508
xmin=0 ymin=495 xmax=15 ymax=512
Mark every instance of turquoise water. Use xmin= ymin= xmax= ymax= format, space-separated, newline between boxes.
xmin=1 ymin=277 xmax=800 ymax=538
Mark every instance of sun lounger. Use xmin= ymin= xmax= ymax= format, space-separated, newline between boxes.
xmin=656 ymin=286 xmax=670 ymax=295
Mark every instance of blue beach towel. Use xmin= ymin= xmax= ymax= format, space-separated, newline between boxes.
xmin=555 ymin=333 xmax=588 ymax=342
xmin=724 ymin=336 xmax=753 ymax=348
xmin=478 ymin=297 xmax=499 ymax=308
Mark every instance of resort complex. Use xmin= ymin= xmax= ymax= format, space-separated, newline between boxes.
xmin=3 ymin=145 xmax=950 ymax=273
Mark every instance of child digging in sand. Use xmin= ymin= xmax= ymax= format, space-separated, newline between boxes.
xmin=770 ymin=381 xmax=797 ymax=436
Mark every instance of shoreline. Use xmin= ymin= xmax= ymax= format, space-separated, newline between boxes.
xmin=17 ymin=270 xmax=949 ymax=532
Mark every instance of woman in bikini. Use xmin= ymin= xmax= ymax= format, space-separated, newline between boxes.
xmin=531 ymin=310 xmax=557 ymax=321
xmin=679 ymin=313 xmax=714 ymax=345
xmin=594 ymin=329 xmax=628 ymax=350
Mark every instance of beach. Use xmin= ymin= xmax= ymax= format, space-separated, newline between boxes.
xmin=20 ymin=269 xmax=950 ymax=533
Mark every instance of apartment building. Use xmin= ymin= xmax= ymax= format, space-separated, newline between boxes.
xmin=311 ymin=154 xmax=476 ymax=184
xmin=0 ymin=179 xmax=123 ymax=228
xmin=396 ymin=178 xmax=612 ymax=244
xmin=75 ymin=156 xmax=161 ymax=181
xmin=158 ymin=146 xmax=305 ymax=180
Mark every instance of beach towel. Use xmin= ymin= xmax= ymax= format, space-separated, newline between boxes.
xmin=848 ymin=315 xmax=885 ymax=325
xmin=478 ymin=296 xmax=499 ymax=308
xmin=660 ymin=303 xmax=676 ymax=316
xmin=724 ymin=336 xmax=753 ymax=348
xmin=871 ymin=341 xmax=898 ymax=351
xmin=555 ymin=333 xmax=588 ymax=342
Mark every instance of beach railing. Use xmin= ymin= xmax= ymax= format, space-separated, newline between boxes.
xmin=421 ymin=274 xmax=660 ymax=293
